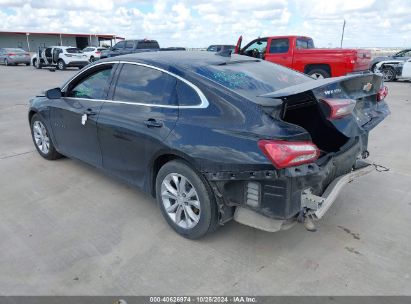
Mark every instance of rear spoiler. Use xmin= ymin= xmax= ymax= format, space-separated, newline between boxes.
xmin=260 ymin=72 xmax=383 ymax=100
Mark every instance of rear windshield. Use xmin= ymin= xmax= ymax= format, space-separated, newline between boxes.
xmin=137 ymin=41 xmax=160 ymax=49
xmin=66 ymin=48 xmax=82 ymax=54
xmin=195 ymin=59 xmax=310 ymax=100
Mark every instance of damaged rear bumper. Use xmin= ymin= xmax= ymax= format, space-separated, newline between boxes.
xmin=232 ymin=160 xmax=374 ymax=232
xmin=301 ymin=161 xmax=374 ymax=220
xmin=205 ymin=138 xmax=375 ymax=232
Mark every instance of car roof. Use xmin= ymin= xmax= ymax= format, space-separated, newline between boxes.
xmin=48 ymin=46 xmax=78 ymax=49
xmin=99 ymin=51 xmax=256 ymax=73
xmin=123 ymin=39 xmax=158 ymax=42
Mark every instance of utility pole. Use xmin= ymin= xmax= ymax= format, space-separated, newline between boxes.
xmin=340 ymin=19 xmax=346 ymax=48
xmin=26 ymin=33 xmax=30 ymax=52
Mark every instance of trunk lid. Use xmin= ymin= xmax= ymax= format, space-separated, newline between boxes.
xmin=260 ymin=73 xmax=390 ymax=139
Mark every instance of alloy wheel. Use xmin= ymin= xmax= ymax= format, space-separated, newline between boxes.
xmin=383 ymin=68 xmax=394 ymax=81
xmin=32 ymin=121 xmax=50 ymax=155
xmin=161 ymin=173 xmax=201 ymax=229
xmin=310 ymin=72 xmax=324 ymax=79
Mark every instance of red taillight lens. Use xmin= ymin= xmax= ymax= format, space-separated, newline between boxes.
xmin=321 ymin=98 xmax=356 ymax=119
xmin=258 ymin=140 xmax=320 ymax=169
xmin=377 ymin=86 xmax=388 ymax=102
xmin=95 ymin=51 xmax=101 ymax=55
xmin=7 ymin=53 xmax=16 ymax=56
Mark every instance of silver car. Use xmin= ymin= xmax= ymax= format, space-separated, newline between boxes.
xmin=0 ymin=48 xmax=31 ymax=66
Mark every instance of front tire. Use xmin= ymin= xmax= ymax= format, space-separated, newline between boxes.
xmin=30 ymin=114 xmax=62 ymax=160
xmin=156 ymin=160 xmax=219 ymax=239
xmin=57 ymin=59 xmax=66 ymax=70
xmin=381 ymin=66 xmax=396 ymax=82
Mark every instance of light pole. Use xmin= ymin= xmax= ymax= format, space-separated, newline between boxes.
xmin=26 ymin=33 xmax=30 ymax=52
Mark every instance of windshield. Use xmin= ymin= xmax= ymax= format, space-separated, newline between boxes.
xmin=195 ymin=59 xmax=310 ymax=100
xmin=66 ymin=48 xmax=82 ymax=54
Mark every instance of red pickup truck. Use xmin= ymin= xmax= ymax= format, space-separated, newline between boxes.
xmin=234 ymin=36 xmax=371 ymax=78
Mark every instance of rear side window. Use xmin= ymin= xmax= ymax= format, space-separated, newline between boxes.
xmin=67 ymin=67 xmax=113 ymax=99
xmin=113 ymin=64 xmax=177 ymax=106
xmin=66 ymin=48 xmax=82 ymax=54
xmin=296 ymin=38 xmax=315 ymax=49
xmin=136 ymin=41 xmax=160 ymax=49
xmin=125 ymin=41 xmax=135 ymax=49
xmin=176 ymin=81 xmax=201 ymax=106
xmin=269 ymin=39 xmax=289 ymax=54
xmin=113 ymin=41 xmax=125 ymax=49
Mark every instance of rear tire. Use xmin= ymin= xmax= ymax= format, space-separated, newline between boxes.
xmin=307 ymin=68 xmax=330 ymax=79
xmin=156 ymin=160 xmax=219 ymax=239
xmin=30 ymin=114 xmax=62 ymax=160
xmin=381 ymin=66 xmax=396 ymax=82
xmin=26 ymin=63 xmax=30 ymax=66
xmin=89 ymin=56 xmax=95 ymax=62
xmin=4 ymin=58 xmax=8 ymax=66
xmin=57 ymin=59 xmax=66 ymax=70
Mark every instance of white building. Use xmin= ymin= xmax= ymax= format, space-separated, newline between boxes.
xmin=0 ymin=30 xmax=125 ymax=51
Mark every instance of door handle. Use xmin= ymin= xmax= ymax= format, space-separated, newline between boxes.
xmin=144 ymin=118 xmax=163 ymax=128
xmin=84 ymin=108 xmax=97 ymax=116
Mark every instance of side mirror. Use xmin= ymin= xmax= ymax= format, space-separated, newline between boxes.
xmin=46 ymin=87 xmax=62 ymax=99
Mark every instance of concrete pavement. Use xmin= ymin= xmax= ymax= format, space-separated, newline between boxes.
xmin=0 ymin=65 xmax=410 ymax=295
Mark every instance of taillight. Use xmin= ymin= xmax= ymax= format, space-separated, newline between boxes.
xmin=377 ymin=86 xmax=388 ymax=102
xmin=7 ymin=53 xmax=16 ymax=56
xmin=258 ymin=140 xmax=320 ymax=169
xmin=321 ymin=98 xmax=356 ymax=119
xmin=95 ymin=51 xmax=101 ymax=55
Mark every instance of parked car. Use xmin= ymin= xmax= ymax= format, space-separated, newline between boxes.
xmin=31 ymin=46 xmax=89 ymax=70
xmin=100 ymin=39 xmax=160 ymax=59
xmin=206 ymin=45 xmax=235 ymax=53
xmin=28 ymin=51 xmax=389 ymax=239
xmin=82 ymin=46 xmax=107 ymax=62
xmin=370 ymin=48 xmax=411 ymax=72
xmin=235 ymin=35 xmax=371 ymax=79
xmin=376 ymin=58 xmax=411 ymax=81
xmin=0 ymin=48 xmax=31 ymax=66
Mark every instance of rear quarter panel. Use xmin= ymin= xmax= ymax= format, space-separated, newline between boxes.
xmin=293 ymin=49 xmax=356 ymax=76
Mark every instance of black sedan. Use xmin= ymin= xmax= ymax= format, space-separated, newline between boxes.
xmin=29 ymin=51 xmax=390 ymax=238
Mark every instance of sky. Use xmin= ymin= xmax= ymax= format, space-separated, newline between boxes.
xmin=0 ymin=0 xmax=410 ymax=48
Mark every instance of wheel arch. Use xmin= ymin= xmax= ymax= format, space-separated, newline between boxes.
xmin=149 ymin=151 xmax=200 ymax=198
xmin=28 ymin=109 xmax=37 ymax=123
